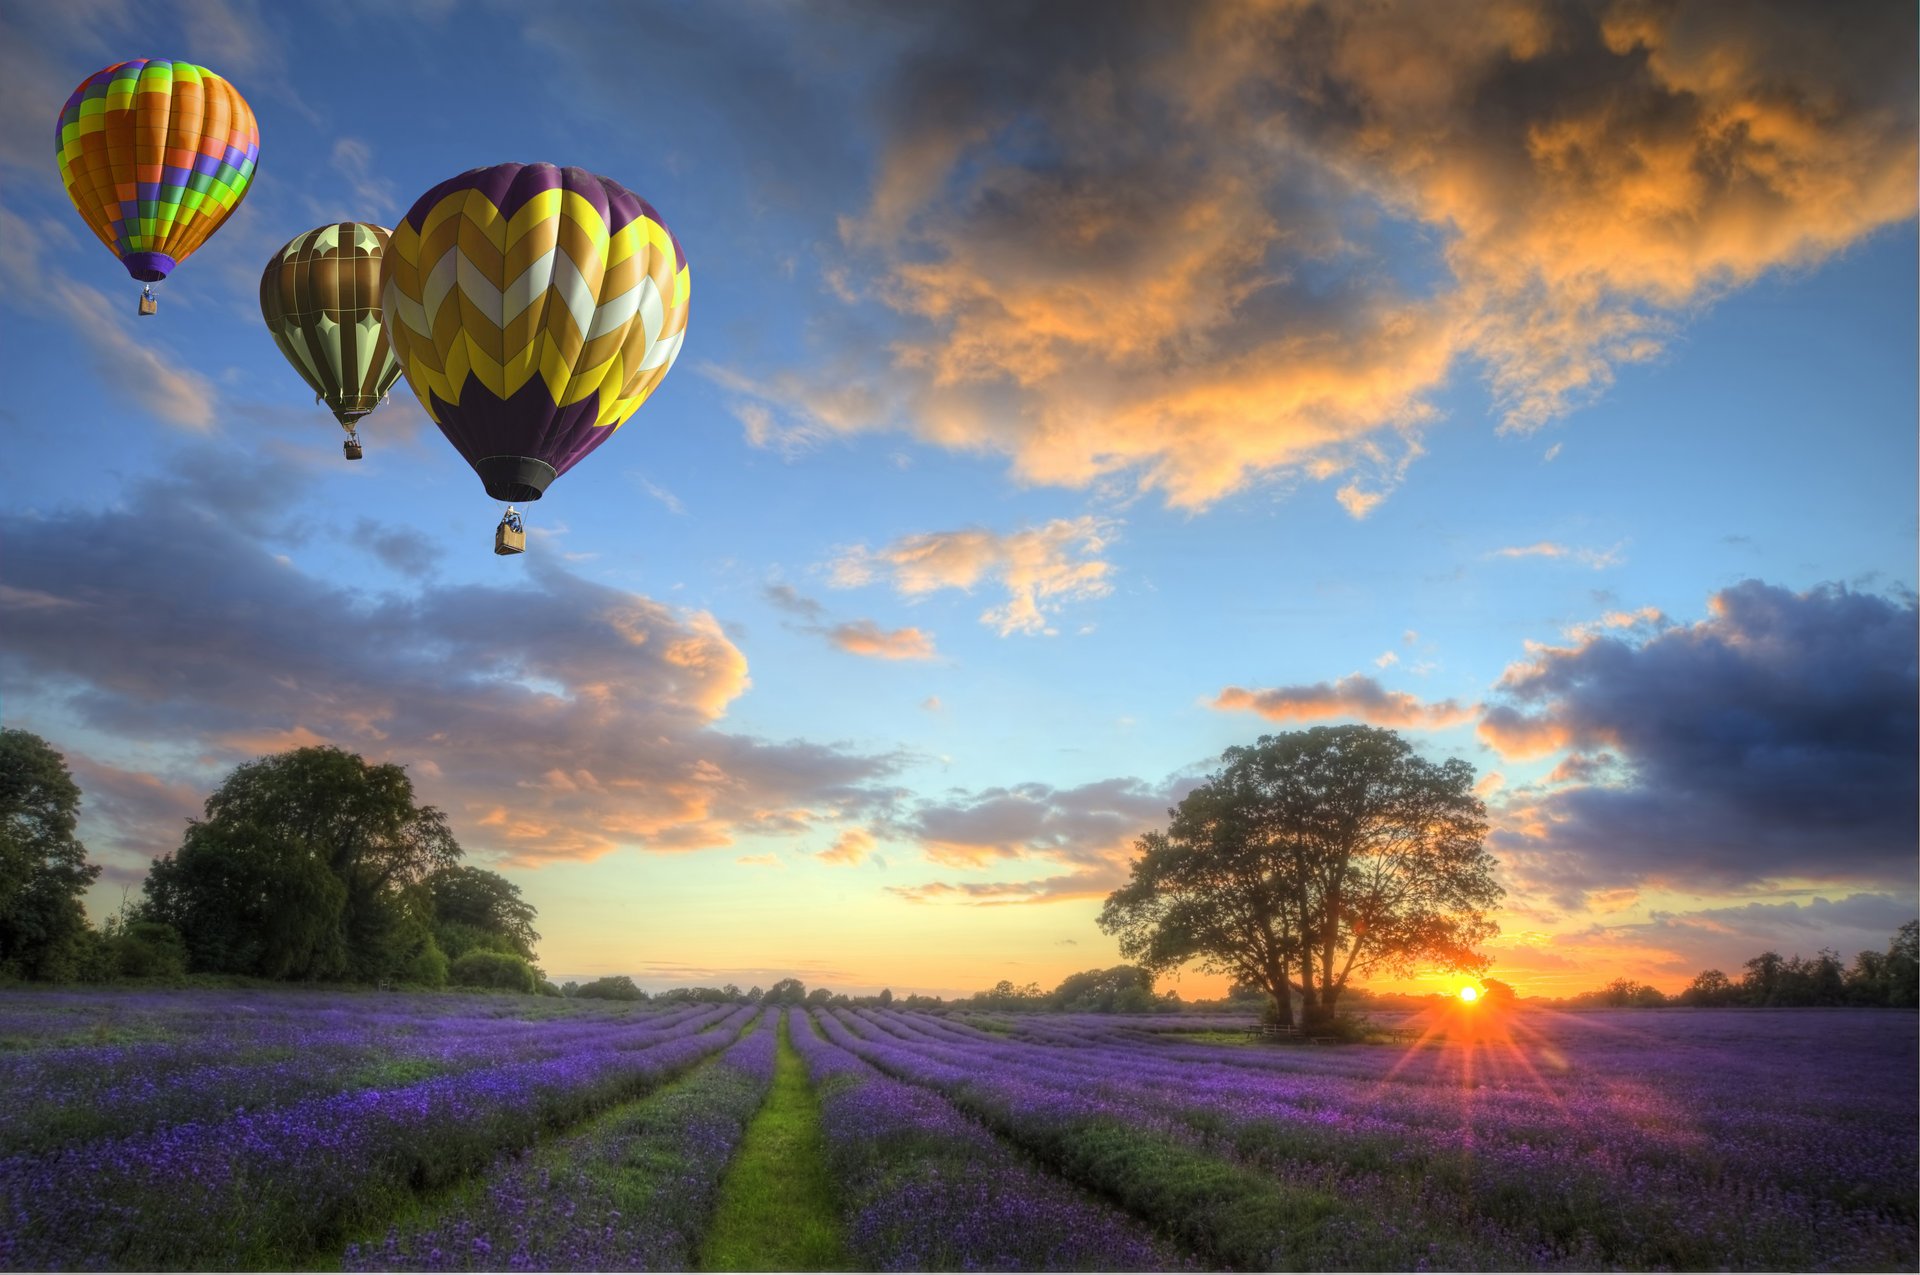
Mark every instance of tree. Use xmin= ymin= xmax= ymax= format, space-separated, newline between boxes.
xmin=1050 ymin=965 xmax=1157 ymax=1012
xmin=1682 ymin=968 xmax=1735 ymax=1007
xmin=1478 ymin=977 xmax=1517 ymax=1008
xmin=1741 ymin=951 xmax=1784 ymax=1005
xmin=1102 ymin=727 xmax=1501 ymax=1031
xmin=426 ymin=866 xmax=539 ymax=962
xmin=0 ymin=730 xmax=102 ymax=980
xmin=141 ymin=746 xmax=459 ymax=983
xmin=575 ymin=974 xmax=647 ymax=1001
xmin=763 ymin=978 xmax=807 ymax=1004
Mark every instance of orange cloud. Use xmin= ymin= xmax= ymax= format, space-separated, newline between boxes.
xmin=831 ymin=518 xmax=1116 ymax=636
xmin=826 ymin=620 xmax=938 ymax=661
xmin=1477 ymin=705 xmax=1574 ymax=760
xmin=715 ymin=1 xmax=1913 ymax=512
xmin=1211 ymin=674 xmax=1478 ymax=729
xmin=819 ymin=827 xmax=876 ymax=866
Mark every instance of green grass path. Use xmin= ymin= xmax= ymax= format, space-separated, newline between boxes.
xmin=698 ymin=1011 xmax=850 ymax=1272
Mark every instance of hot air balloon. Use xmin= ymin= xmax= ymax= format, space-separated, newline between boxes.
xmin=260 ymin=223 xmax=404 ymax=460
xmin=54 ymin=59 xmax=259 ymax=315
xmin=381 ymin=163 xmax=689 ymax=554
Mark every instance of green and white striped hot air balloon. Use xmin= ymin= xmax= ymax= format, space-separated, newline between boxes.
xmin=259 ymin=222 xmax=404 ymax=459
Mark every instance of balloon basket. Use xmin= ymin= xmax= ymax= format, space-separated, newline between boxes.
xmin=495 ymin=522 xmax=526 ymax=556
xmin=137 ymin=292 xmax=157 ymax=317
xmin=343 ymin=439 xmax=364 ymax=461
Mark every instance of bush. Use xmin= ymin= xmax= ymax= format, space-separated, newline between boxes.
xmin=574 ymin=974 xmax=647 ymax=1001
xmin=401 ymin=937 xmax=449 ymax=988
xmin=109 ymin=920 xmax=189 ymax=979
xmin=448 ymin=950 xmax=537 ymax=993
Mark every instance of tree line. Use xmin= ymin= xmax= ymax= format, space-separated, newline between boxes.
xmin=0 ymin=732 xmax=546 ymax=993
xmin=1558 ymin=926 xmax=1919 ymax=1009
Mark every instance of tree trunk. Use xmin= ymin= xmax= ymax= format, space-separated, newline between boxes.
xmin=1263 ymin=957 xmax=1295 ymax=1027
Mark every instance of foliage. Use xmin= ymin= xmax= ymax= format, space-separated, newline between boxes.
xmin=1048 ymin=965 xmax=1158 ymax=1012
xmin=425 ymin=866 xmax=539 ymax=962
xmin=1101 ymin=726 xmax=1501 ymax=1029
xmin=102 ymin=917 xmax=189 ymax=980
xmin=1582 ymin=923 xmax=1920 ymax=1010
xmin=970 ymin=979 xmax=1045 ymax=1011
xmin=574 ymin=974 xmax=647 ymax=1001
xmin=762 ymin=978 xmax=807 ymax=1004
xmin=448 ymin=950 xmax=537 ymax=993
xmin=0 ymin=729 xmax=102 ymax=981
xmin=139 ymin=746 xmax=462 ymax=985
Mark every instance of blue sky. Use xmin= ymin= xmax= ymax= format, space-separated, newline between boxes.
xmin=2 ymin=0 xmax=1914 ymax=996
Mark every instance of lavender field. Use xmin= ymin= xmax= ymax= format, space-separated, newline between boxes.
xmin=1 ymin=989 xmax=1913 ymax=1271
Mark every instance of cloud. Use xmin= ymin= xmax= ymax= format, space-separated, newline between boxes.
xmin=825 ymin=621 xmax=938 ymax=662
xmin=1210 ymin=674 xmax=1478 ymax=729
xmin=327 ymin=138 xmax=398 ymax=219
xmin=0 ymin=450 xmax=902 ymax=869
xmin=705 ymin=0 xmax=1913 ymax=512
xmin=818 ymin=827 xmax=875 ymax=866
xmin=1491 ymin=541 xmax=1625 ymax=569
xmin=830 ymin=517 xmax=1116 ymax=636
xmin=878 ymin=776 xmax=1199 ymax=909
xmin=764 ymin=584 xmax=938 ymax=661
xmin=1480 ymin=580 xmax=1918 ymax=901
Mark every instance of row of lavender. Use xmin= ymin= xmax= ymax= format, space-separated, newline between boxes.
xmin=348 ymin=1012 xmax=780 ymax=1271
xmin=0 ymin=993 xmax=749 ymax=1269
xmin=789 ymin=1008 xmax=1189 ymax=1270
xmin=825 ymin=1006 xmax=1917 ymax=1271
xmin=0 ymin=990 xmax=727 ymax=1154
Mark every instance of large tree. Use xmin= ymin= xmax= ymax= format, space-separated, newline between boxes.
xmin=142 ymin=746 xmax=459 ymax=982
xmin=0 ymin=730 xmax=101 ymax=980
xmin=1101 ymin=726 xmax=1502 ymax=1030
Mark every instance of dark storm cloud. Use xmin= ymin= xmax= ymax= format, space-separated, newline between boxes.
xmin=1483 ymin=580 xmax=1918 ymax=900
xmin=0 ymin=451 xmax=902 ymax=867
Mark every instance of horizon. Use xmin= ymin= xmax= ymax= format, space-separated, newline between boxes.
xmin=2 ymin=0 xmax=1915 ymax=1003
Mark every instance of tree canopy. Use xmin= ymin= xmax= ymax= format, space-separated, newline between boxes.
xmin=141 ymin=746 xmax=462 ymax=983
xmin=427 ymin=865 xmax=540 ymax=962
xmin=1100 ymin=726 xmax=1502 ymax=1029
xmin=0 ymin=729 xmax=101 ymax=980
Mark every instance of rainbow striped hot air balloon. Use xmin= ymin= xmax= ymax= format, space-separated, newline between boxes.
xmin=381 ymin=163 xmax=689 ymax=553
xmin=54 ymin=59 xmax=259 ymax=313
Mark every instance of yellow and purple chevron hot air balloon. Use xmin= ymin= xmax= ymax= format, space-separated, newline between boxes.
xmin=381 ymin=163 xmax=689 ymax=554
xmin=54 ymin=59 xmax=260 ymax=314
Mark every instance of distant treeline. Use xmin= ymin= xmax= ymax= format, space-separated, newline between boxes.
xmin=1553 ymin=925 xmax=1919 ymax=1009
xmin=548 ymin=967 xmax=1176 ymax=1013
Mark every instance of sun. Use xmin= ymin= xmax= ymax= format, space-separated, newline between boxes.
xmin=1458 ymin=985 xmax=1479 ymax=1003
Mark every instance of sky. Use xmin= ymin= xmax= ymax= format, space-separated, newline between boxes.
xmin=1 ymin=0 xmax=1914 ymax=999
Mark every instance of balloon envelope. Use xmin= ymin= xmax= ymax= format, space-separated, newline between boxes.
xmin=381 ymin=162 xmax=689 ymax=502
xmin=260 ymin=223 xmax=404 ymax=431
xmin=55 ymin=59 xmax=259 ymax=283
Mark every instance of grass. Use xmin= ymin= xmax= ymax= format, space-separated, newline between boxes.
xmin=698 ymin=1012 xmax=849 ymax=1272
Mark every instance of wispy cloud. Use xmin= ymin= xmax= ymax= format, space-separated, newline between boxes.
xmin=830 ymin=517 xmax=1116 ymax=636
xmin=1210 ymin=674 xmax=1478 ymax=729
xmin=763 ymin=584 xmax=938 ymax=661
xmin=1491 ymin=541 xmax=1625 ymax=569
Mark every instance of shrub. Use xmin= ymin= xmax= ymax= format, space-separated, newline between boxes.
xmin=110 ymin=920 xmax=189 ymax=979
xmin=448 ymin=950 xmax=537 ymax=993
xmin=402 ymin=937 xmax=449 ymax=988
xmin=574 ymin=974 xmax=647 ymax=1001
